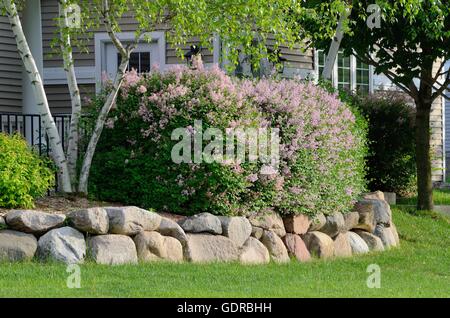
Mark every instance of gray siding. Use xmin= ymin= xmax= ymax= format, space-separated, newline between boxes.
xmin=45 ymin=84 xmax=95 ymax=114
xmin=0 ymin=16 xmax=22 ymax=113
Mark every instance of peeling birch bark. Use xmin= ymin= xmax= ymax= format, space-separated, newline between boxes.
xmin=322 ymin=8 xmax=351 ymax=80
xmin=3 ymin=0 xmax=73 ymax=193
xmin=58 ymin=0 xmax=82 ymax=188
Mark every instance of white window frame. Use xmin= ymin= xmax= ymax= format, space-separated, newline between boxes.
xmin=94 ymin=32 xmax=167 ymax=93
xmin=314 ymin=49 xmax=374 ymax=93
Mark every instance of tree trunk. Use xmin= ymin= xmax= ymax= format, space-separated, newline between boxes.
xmin=78 ymin=58 xmax=130 ymax=194
xmin=322 ymin=7 xmax=350 ymax=80
xmin=415 ymin=104 xmax=434 ymax=210
xmin=58 ymin=0 xmax=82 ymax=188
xmin=3 ymin=0 xmax=73 ymax=193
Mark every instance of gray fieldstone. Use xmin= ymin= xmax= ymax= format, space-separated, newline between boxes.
xmin=348 ymin=231 xmax=370 ymax=254
xmin=353 ymin=230 xmax=384 ymax=252
xmin=37 ymin=227 xmax=86 ymax=264
xmin=179 ymin=213 xmax=222 ymax=235
xmin=319 ymin=212 xmax=345 ymax=238
xmin=343 ymin=212 xmax=360 ymax=231
xmin=5 ymin=210 xmax=65 ymax=234
xmin=68 ymin=208 xmax=109 ymax=235
xmin=218 ymin=216 xmax=252 ymax=247
xmin=0 ymin=230 xmax=37 ymax=261
xmin=374 ymin=224 xmax=397 ymax=249
xmin=88 ymin=234 xmax=138 ymax=265
xmin=184 ymin=234 xmax=240 ymax=263
xmin=157 ymin=217 xmax=188 ymax=244
xmin=105 ymin=206 xmax=161 ymax=235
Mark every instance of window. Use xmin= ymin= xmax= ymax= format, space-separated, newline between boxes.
xmin=316 ymin=50 xmax=372 ymax=93
xmin=118 ymin=52 xmax=151 ymax=73
xmin=337 ymin=51 xmax=351 ymax=90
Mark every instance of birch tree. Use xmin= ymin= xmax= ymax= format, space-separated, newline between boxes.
xmin=1 ymin=0 xmax=73 ymax=192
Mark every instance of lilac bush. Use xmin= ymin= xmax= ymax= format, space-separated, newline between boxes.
xmin=88 ymin=62 xmax=367 ymax=216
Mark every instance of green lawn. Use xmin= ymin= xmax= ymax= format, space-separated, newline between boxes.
xmin=0 ymin=207 xmax=449 ymax=298
xmin=397 ymin=189 xmax=450 ymax=205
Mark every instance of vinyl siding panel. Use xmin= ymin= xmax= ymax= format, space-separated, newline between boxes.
xmin=0 ymin=16 xmax=22 ymax=113
xmin=45 ymin=84 xmax=95 ymax=114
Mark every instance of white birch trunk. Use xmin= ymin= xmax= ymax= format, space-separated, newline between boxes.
xmin=3 ymin=0 xmax=73 ymax=192
xmin=58 ymin=0 xmax=82 ymax=188
xmin=77 ymin=57 xmax=129 ymax=194
xmin=322 ymin=8 xmax=351 ymax=80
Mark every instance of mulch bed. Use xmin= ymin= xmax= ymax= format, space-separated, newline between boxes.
xmin=0 ymin=195 xmax=187 ymax=222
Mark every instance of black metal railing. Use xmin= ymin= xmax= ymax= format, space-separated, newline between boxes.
xmin=1 ymin=113 xmax=72 ymax=192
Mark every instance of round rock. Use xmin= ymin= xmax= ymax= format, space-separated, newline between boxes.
xmin=348 ymin=231 xmax=370 ymax=254
xmin=5 ymin=210 xmax=66 ymax=234
xmin=283 ymin=233 xmax=311 ymax=262
xmin=239 ymin=237 xmax=270 ymax=265
xmin=134 ymin=231 xmax=183 ymax=262
xmin=261 ymin=230 xmax=290 ymax=263
xmin=37 ymin=227 xmax=86 ymax=264
xmin=0 ymin=230 xmax=37 ymax=262
xmin=179 ymin=213 xmax=222 ymax=235
xmin=218 ymin=216 xmax=252 ymax=247
xmin=302 ymin=231 xmax=334 ymax=259
xmin=105 ymin=206 xmax=161 ymax=236
xmin=88 ymin=234 xmax=138 ymax=265
xmin=68 ymin=208 xmax=109 ymax=235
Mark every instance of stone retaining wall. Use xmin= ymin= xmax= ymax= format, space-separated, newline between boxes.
xmin=0 ymin=191 xmax=399 ymax=265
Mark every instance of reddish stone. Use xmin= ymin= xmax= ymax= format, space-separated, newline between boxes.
xmin=283 ymin=233 xmax=311 ymax=262
xmin=283 ymin=214 xmax=311 ymax=235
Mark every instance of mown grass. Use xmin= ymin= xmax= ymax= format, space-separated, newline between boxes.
xmin=0 ymin=207 xmax=449 ymax=298
xmin=397 ymin=189 xmax=450 ymax=206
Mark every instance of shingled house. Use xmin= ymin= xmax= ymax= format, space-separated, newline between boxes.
xmin=0 ymin=0 xmax=447 ymax=183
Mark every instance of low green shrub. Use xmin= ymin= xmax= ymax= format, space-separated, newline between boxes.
xmin=348 ymin=92 xmax=417 ymax=197
xmin=88 ymin=64 xmax=367 ymax=216
xmin=0 ymin=133 xmax=55 ymax=208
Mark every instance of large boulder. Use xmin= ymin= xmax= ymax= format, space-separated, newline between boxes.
xmin=283 ymin=233 xmax=311 ymax=262
xmin=134 ymin=231 xmax=183 ymax=262
xmin=355 ymin=199 xmax=391 ymax=227
xmin=0 ymin=230 xmax=37 ymax=261
xmin=261 ymin=230 xmax=290 ymax=263
xmin=184 ymin=234 xmax=240 ymax=263
xmin=333 ymin=232 xmax=352 ymax=258
xmin=283 ymin=214 xmax=311 ymax=235
xmin=218 ymin=216 xmax=252 ymax=247
xmin=348 ymin=231 xmax=370 ymax=254
xmin=343 ymin=212 xmax=360 ymax=231
xmin=179 ymin=213 xmax=222 ymax=235
xmin=5 ymin=210 xmax=65 ymax=234
xmin=105 ymin=206 xmax=161 ymax=236
xmin=239 ymin=237 xmax=270 ymax=265
xmin=353 ymin=202 xmax=377 ymax=233
xmin=157 ymin=217 xmax=188 ymax=245
xmin=88 ymin=235 xmax=138 ymax=265
xmin=37 ymin=227 xmax=86 ymax=264
xmin=308 ymin=213 xmax=326 ymax=231
xmin=374 ymin=224 xmax=397 ymax=249
xmin=319 ymin=212 xmax=345 ymax=238
xmin=68 ymin=208 xmax=109 ymax=235
xmin=353 ymin=230 xmax=384 ymax=252
xmin=248 ymin=210 xmax=286 ymax=237
xmin=302 ymin=231 xmax=334 ymax=259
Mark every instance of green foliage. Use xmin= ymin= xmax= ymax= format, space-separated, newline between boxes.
xmin=348 ymin=93 xmax=417 ymax=197
xmin=88 ymin=66 xmax=367 ymax=216
xmin=0 ymin=133 xmax=55 ymax=209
